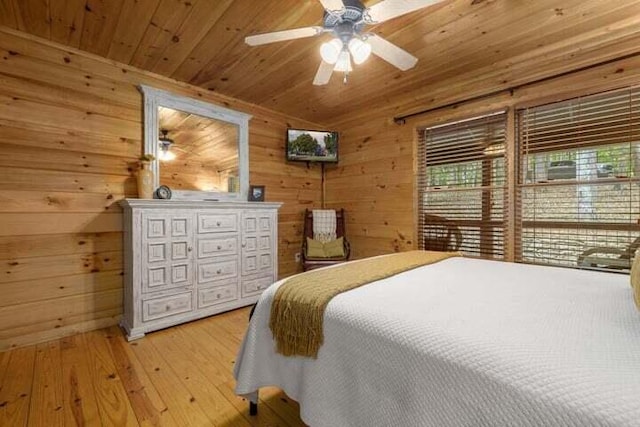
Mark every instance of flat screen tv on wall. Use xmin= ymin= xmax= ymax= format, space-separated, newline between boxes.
xmin=286 ymin=128 xmax=339 ymax=163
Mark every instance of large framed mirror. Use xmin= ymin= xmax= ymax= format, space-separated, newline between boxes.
xmin=139 ymin=85 xmax=251 ymax=201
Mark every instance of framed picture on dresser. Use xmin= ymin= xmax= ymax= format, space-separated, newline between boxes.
xmin=248 ymin=185 xmax=265 ymax=202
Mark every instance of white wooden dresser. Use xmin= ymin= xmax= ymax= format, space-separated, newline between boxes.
xmin=120 ymin=199 xmax=282 ymax=340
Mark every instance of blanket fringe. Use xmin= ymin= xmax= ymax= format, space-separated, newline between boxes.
xmin=269 ymin=250 xmax=461 ymax=358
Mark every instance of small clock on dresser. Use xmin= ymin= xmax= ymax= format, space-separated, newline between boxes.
xmin=154 ymin=185 xmax=172 ymax=200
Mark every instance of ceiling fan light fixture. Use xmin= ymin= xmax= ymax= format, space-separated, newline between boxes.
xmin=245 ymin=0 xmax=438 ymax=85
xmin=320 ymin=38 xmax=343 ymax=64
xmin=158 ymin=129 xmax=175 ymax=162
xmin=348 ymin=37 xmax=371 ymax=64
xmin=334 ymin=50 xmax=353 ymax=73
xmin=158 ymin=147 xmax=176 ymax=161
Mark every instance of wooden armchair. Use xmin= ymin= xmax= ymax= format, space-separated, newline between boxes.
xmin=577 ymin=236 xmax=640 ymax=270
xmin=302 ymin=209 xmax=351 ymax=271
xmin=421 ymin=214 xmax=463 ymax=252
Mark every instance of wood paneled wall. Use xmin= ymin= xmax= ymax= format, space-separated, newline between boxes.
xmin=325 ymin=49 xmax=640 ymax=261
xmin=0 ymin=27 xmax=323 ymax=350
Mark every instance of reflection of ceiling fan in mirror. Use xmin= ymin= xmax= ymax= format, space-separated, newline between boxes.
xmin=158 ymin=129 xmax=187 ymax=162
xmin=245 ymin=0 xmax=444 ymax=85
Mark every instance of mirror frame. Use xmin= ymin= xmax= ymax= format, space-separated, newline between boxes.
xmin=139 ymin=85 xmax=251 ymax=201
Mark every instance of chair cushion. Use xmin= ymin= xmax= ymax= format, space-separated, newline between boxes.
xmin=630 ymin=252 xmax=640 ymax=310
xmin=306 ymin=237 xmax=345 ymax=258
xmin=306 ymin=237 xmax=326 ymax=258
xmin=323 ymin=237 xmax=345 ymax=257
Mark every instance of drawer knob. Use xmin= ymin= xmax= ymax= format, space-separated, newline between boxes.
xmin=188 ymin=246 xmax=193 ymax=252
xmin=217 ymin=245 xmax=222 ymax=250
xmin=216 ymin=293 xmax=221 ymax=298
xmin=216 ymin=269 xmax=222 ymax=274
xmin=216 ymin=221 xmax=221 ymax=226
xmin=165 ymin=305 xmax=171 ymax=310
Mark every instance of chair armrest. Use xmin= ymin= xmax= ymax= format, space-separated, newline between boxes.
xmin=344 ymin=239 xmax=351 ymax=260
xmin=577 ymin=247 xmax=629 ymax=266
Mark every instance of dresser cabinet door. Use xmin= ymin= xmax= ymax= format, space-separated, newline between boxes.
xmin=142 ymin=213 xmax=194 ymax=293
xmin=241 ymin=211 xmax=276 ymax=277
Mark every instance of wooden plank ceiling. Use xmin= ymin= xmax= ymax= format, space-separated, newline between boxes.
xmin=2 ymin=0 xmax=640 ymax=124
xmin=158 ymin=106 xmax=238 ymax=169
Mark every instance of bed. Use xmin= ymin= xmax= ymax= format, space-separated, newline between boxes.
xmin=234 ymin=255 xmax=640 ymax=426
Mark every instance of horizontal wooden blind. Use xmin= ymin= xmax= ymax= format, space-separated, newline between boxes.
xmin=417 ymin=113 xmax=507 ymax=259
xmin=517 ymin=87 xmax=640 ymax=271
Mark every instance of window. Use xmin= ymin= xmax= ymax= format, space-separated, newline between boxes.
xmin=517 ymin=87 xmax=640 ymax=270
xmin=417 ymin=113 xmax=507 ymax=258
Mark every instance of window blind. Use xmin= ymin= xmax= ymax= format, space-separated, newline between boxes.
xmin=517 ymin=87 xmax=640 ymax=271
xmin=417 ymin=113 xmax=507 ymax=259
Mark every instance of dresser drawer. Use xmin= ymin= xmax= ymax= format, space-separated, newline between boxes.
xmin=198 ymin=236 xmax=238 ymax=259
xmin=242 ymin=275 xmax=273 ymax=297
xmin=198 ymin=259 xmax=238 ymax=284
xmin=198 ymin=284 xmax=238 ymax=308
xmin=198 ymin=213 xmax=237 ymax=234
xmin=142 ymin=292 xmax=192 ymax=322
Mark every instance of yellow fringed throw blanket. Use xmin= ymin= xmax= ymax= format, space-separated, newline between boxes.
xmin=269 ymin=250 xmax=460 ymax=358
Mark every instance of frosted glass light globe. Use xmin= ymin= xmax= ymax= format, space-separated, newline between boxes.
xmin=320 ymin=38 xmax=343 ymax=64
xmin=348 ymin=38 xmax=372 ymax=65
xmin=158 ymin=147 xmax=175 ymax=161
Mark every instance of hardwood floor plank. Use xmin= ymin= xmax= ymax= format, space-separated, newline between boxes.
xmin=83 ymin=330 xmax=139 ymax=426
xmin=0 ymin=346 xmax=36 ymax=426
xmin=147 ymin=328 xmax=251 ymax=427
xmin=217 ymin=379 xmax=298 ymax=427
xmin=173 ymin=323 xmax=237 ymax=386
xmin=177 ymin=312 xmax=303 ymax=426
xmin=28 ymin=341 xmax=64 ymax=426
xmin=0 ymin=308 xmax=306 ymax=426
xmin=259 ymin=387 xmax=305 ymax=427
xmin=60 ymin=334 xmax=102 ymax=427
xmin=104 ymin=326 xmax=178 ymax=426
xmin=191 ymin=310 xmax=304 ymax=425
xmin=126 ymin=331 xmax=215 ymax=426
xmin=188 ymin=317 xmax=241 ymax=363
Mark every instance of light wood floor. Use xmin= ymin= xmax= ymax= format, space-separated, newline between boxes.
xmin=0 ymin=307 xmax=307 ymax=426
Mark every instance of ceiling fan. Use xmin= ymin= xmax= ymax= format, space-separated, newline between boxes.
xmin=158 ymin=129 xmax=190 ymax=161
xmin=245 ymin=0 xmax=444 ymax=85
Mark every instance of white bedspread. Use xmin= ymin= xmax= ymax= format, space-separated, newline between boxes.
xmin=234 ymin=257 xmax=640 ymax=426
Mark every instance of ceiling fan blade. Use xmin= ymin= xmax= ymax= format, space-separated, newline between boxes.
xmin=367 ymin=34 xmax=418 ymax=71
xmin=245 ymin=26 xmax=323 ymax=46
xmin=318 ymin=0 xmax=345 ymax=12
xmin=367 ymin=0 xmax=445 ymax=23
xmin=172 ymin=145 xmax=188 ymax=154
xmin=313 ymin=60 xmax=334 ymax=86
